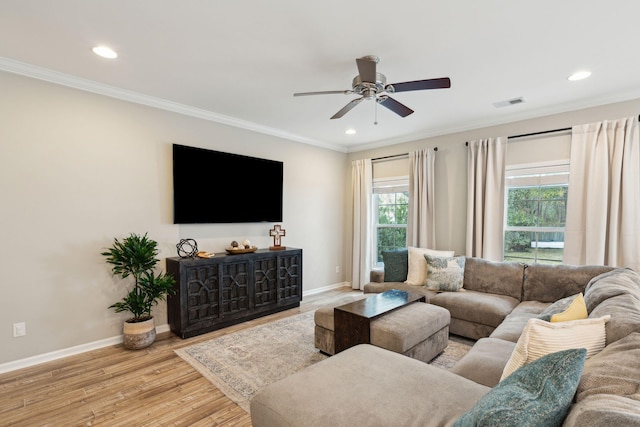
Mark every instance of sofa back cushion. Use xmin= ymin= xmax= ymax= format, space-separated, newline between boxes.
xmin=576 ymin=332 xmax=640 ymax=403
xmin=584 ymin=268 xmax=640 ymax=345
xmin=584 ymin=268 xmax=640 ymax=310
xmin=522 ymin=263 xmax=614 ymax=303
xmin=463 ymin=257 xmax=524 ymax=300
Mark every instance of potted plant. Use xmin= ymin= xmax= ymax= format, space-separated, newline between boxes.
xmin=102 ymin=232 xmax=176 ymax=350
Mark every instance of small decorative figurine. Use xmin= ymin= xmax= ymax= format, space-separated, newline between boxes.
xmin=176 ymin=238 xmax=198 ymax=258
xmin=269 ymin=224 xmax=286 ymax=250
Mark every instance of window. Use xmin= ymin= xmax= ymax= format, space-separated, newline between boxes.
xmin=504 ymin=162 xmax=569 ymax=264
xmin=372 ymin=176 xmax=408 ymax=268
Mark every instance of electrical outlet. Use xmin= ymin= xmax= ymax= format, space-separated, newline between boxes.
xmin=335 ymin=266 xmax=340 ymax=273
xmin=13 ymin=322 xmax=26 ymax=337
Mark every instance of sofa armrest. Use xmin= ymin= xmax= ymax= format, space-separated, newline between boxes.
xmin=370 ymin=269 xmax=384 ymax=283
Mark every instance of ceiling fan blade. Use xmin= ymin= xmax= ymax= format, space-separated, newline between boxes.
xmin=294 ymin=90 xmax=351 ymax=97
xmin=377 ymin=96 xmax=414 ymax=117
xmin=388 ymin=77 xmax=451 ymax=93
xmin=356 ymin=57 xmax=377 ymax=82
xmin=330 ymin=98 xmax=364 ymax=119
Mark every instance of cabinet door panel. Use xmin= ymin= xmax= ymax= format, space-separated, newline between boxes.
xmin=254 ymin=256 xmax=278 ymax=308
xmin=278 ymin=253 xmax=302 ymax=305
xmin=221 ymin=261 xmax=250 ymax=315
xmin=185 ymin=264 xmax=221 ymax=325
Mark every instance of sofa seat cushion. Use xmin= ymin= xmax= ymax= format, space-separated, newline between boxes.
xmin=431 ymin=290 xmax=520 ymax=328
xmin=463 ymin=257 xmax=525 ymax=300
xmin=490 ymin=301 xmax=549 ymax=343
xmin=250 ymin=344 xmax=490 ymax=427
xmin=450 ymin=337 xmax=516 ymax=387
xmin=523 ymin=263 xmax=613 ymax=303
xmin=363 ymin=281 xmax=438 ymax=301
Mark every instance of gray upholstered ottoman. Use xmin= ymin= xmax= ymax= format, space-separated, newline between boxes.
xmin=314 ymin=299 xmax=450 ymax=363
xmin=314 ymin=294 xmax=369 ymax=355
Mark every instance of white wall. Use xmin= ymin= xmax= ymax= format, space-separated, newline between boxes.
xmin=3 ymin=65 xmax=640 ymax=369
xmin=0 ymin=71 xmax=347 ymax=366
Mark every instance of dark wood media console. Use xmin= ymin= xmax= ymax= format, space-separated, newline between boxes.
xmin=166 ymin=247 xmax=302 ymax=338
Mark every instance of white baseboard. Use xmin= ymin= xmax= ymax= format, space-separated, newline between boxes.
xmin=0 ymin=323 xmax=171 ymax=374
xmin=303 ymin=281 xmax=351 ymax=297
xmin=0 ymin=284 xmax=352 ymax=374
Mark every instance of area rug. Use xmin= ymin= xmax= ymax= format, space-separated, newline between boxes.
xmin=175 ymin=310 xmax=472 ymax=412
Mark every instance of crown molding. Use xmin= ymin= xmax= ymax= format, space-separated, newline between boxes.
xmin=0 ymin=57 xmax=347 ymax=153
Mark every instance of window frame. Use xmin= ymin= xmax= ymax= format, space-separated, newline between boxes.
xmin=371 ymin=176 xmax=409 ymax=268
xmin=503 ymin=160 xmax=570 ymax=264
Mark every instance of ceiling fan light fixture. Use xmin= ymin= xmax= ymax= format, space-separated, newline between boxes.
xmin=294 ymin=55 xmax=451 ymax=120
xmin=92 ymin=46 xmax=118 ymax=59
xmin=345 ymin=129 xmax=356 ymax=135
xmin=568 ymin=70 xmax=591 ymax=81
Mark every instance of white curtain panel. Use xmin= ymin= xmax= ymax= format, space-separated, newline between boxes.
xmin=564 ymin=117 xmax=640 ymax=272
xmin=351 ymin=159 xmax=373 ymax=289
xmin=465 ymin=137 xmax=507 ymax=261
xmin=407 ymin=148 xmax=436 ymax=248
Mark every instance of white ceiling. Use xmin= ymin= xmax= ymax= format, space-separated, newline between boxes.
xmin=2 ymin=1 xmax=640 ymax=153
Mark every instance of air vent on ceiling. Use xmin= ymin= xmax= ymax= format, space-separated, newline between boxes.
xmin=493 ymin=97 xmax=526 ymax=108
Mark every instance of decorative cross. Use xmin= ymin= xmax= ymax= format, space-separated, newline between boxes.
xmin=269 ymin=224 xmax=286 ymax=250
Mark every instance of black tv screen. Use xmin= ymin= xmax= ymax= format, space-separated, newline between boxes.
xmin=172 ymin=144 xmax=283 ymax=223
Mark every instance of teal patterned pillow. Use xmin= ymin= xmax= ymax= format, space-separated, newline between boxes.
xmin=382 ymin=249 xmax=408 ymax=282
xmin=453 ymin=348 xmax=587 ymax=427
xmin=425 ymin=255 xmax=465 ymax=291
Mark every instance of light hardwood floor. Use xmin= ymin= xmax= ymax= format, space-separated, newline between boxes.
xmin=0 ymin=286 xmax=362 ymax=427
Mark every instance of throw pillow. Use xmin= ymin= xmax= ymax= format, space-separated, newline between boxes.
xmin=425 ymin=255 xmax=466 ymax=292
xmin=537 ymin=293 xmax=588 ymax=322
xmin=501 ymin=315 xmax=610 ymax=381
xmin=454 ymin=348 xmax=587 ymax=427
xmin=404 ymin=246 xmax=454 ymax=286
xmin=381 ymin=249 xmax=408 ymax=282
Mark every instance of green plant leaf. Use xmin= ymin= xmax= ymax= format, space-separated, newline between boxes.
xmin=102 ymin=232 xmax=175 ymax=320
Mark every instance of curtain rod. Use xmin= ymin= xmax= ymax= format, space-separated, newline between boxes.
xmin=465 ymin=114 xmax=640 ymax=146
xmin=372 ymin=147 xmax=438 ymax=162
xmin=464 ymin=127 xmax=569 ymax=146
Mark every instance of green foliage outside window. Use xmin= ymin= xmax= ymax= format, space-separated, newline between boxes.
xmin=504 ymin=185 xmax=567 ymax=264
xmin=376 ymin=191 xmax=408 ymax=263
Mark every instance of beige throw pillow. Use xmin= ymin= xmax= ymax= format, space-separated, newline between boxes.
xmin=501 ymin=315 xmax=611 ymax=381
xmin=404 ymin=246 xmax=455 ymax=286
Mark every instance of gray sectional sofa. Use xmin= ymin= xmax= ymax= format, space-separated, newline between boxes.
xmin=250 ymin=257 xmax=640 ymax=426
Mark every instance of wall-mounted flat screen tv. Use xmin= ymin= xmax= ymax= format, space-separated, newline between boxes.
xmin=172 ymin=144 xmax=283 ymax=224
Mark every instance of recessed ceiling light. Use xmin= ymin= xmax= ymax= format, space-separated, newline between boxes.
xmin=568 ymin=70 xmax=591 ymax=81
xmin=92 ymin=46 xmax=118 ymax=59
xmin=345 ymin=129 xmax=356 ymax=135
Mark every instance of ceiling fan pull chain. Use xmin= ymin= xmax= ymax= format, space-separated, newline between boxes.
xmin=374 ymin=98 xmax=378 ymax=125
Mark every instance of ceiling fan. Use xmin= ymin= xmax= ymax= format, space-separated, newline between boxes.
xmin=293 ymin=55 xmax=451 ymax=120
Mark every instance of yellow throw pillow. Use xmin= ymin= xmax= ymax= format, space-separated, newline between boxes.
xmin=551 ymin=293 xmax=588 ymax=322
xmin=500 ymin=315 xmax=610 ymax=381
